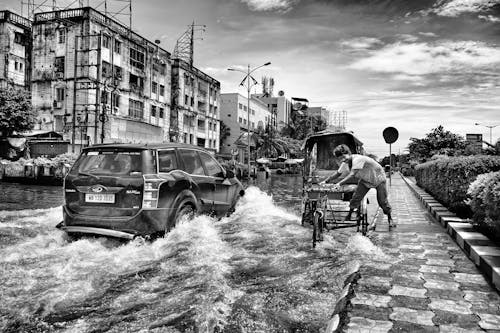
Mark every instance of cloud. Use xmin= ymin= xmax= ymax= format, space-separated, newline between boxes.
xmin=240 ymin=0 xmax=298 ymax=12
xmin=340 ymin=37 xmax=383 ymax=50
xmin=478 ymin=14 xmax=500 ymax=21
xmin=349 ymin=40 xmax=500 ymax=76
xmin=431 ymin=0 xmax=500 ymax=17
xmin=419 ymin=32 xmax=439 ymax=37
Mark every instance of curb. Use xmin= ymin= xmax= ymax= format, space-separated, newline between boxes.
xmin=400 ymin=174 xmax=500 ymax=292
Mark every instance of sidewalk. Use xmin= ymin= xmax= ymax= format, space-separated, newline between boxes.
xmin=343 ymin=174 xmax=500 ymax=332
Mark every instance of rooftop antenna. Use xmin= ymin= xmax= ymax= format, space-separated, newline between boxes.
xmin=173 ymin=21 xmax=206 ymax=67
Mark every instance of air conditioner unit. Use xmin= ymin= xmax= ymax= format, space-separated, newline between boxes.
xmin=112 ymin=106 xmax=119 ymax=114
xmin=105 ymin=104 xmax=111 ymax=111
xmin=53 ymin=101 xmax=62 ymax=109
xmin=55 ymin=72 xmax=64 ymax=79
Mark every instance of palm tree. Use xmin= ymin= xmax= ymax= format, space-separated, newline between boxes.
xmin=255 ymin=124 xmax=290 ymax=157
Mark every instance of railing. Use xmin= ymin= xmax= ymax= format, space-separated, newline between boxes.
xmin=0 ymin=10 xmax=32 ymax=28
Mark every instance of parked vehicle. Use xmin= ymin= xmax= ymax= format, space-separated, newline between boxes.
xmin=57 ymin=143 xmax=244 ymax=240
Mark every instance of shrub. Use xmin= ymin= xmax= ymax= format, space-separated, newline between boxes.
xmin=415 ymin=156 xmax=500 ymax=216
xmin=467 ymin=171 xmax=500 ymax=241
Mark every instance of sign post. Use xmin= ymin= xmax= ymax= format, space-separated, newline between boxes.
xmin=382 ymin=127 xmax=399 ymax=186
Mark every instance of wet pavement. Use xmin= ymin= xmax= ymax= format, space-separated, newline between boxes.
xmin=343 ymin=174 xmax=500 ymax=332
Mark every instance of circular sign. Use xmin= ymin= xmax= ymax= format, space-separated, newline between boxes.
xmin=383 ymin=127 xmax=399 ymax=144
xmin=230 ymin=149 xmax=239 ymax=156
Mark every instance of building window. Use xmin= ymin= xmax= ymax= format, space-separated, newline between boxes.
xmin=19 ymin=62 xmax=23 ymax=71
xmin=251 ymin=109 xmax=255 ymax=115
xmin=14 ymin=32 xmax=25 ymax=45
xmin=238 ymin=103 xmax=242 ymax=109
xmin=113 ymin=65 xmax=122 ymax=80
xmin=184 ymin=95 xmax=189 ymax=105
xmin=159 ymin=108 xmax=164 ymax=118
xmin=56 ymin=87 xmax=65 ymax=101
xmin=198 ymin=119 xmax=205 ymax=130
xmin=152 ymin=82 xmax=158 ymax=94
xmin=151 ymin=105 xmax=157 ymax=117
xmin=130 ymin=47 xmax=145 ymax=69
xmin=243 ymin=105 xmax=247 ymax=111
xmin=159 ymin=85 xmax=165 ymax=96
xmin=238 ymin=117 xmax=242 ymax=123
xmin=58 ymin=29 xmax=66 ymax=43
xmin=129 ymin=73 xmax=144 ymax=91
xmin=102 ymin=61 xmax=112 ymax=77
xmin=14 ymin=61 xmax=18 ymax=71
xmin=114 ymin=40 xmax=121 ymax=54
xmin=54 ymin=56 xmax=65 ymax=73
xmin=128 ymin=99 xmax=144 ymax=119
xmin=112 ymin=93 xmax=120 ymax=108
xmin=252 ymin=122 xmax=255 ymax=129
xmin=102 ymin=35 xmax=110 ymax=49
xmin=243 ymin=119 xmax=247 ymax=125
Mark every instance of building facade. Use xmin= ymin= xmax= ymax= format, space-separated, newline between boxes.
xmin=219 ymin=93 xmax=272 ymax=161
xmin=170 ymin=59 xmax=220 ymax=152
xmin=252 ymin=91 xmax=291 ymax=132
xmin=31 ymin=7 xmax=171 ymax=152
xmin=0 ymin=11 xmax=31 ymax=89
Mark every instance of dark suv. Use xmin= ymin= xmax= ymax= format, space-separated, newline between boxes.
xmin=57 ymin=143 xmax=244 ymax=240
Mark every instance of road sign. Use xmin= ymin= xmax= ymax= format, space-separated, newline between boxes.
xmin=383 ymin=127 xmax=399 ymax=144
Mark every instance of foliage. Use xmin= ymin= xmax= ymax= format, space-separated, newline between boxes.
xmin=1 ymin=153 xmax=78 ymax=178
xmin=415 ymin=156 xmax=500 ymax=216
xmin=254 ymin=124 xmax=290 ymax=157
xmin=467 ymin=171 xmax=500 ymax=242
xmin=280 ymin=111 xmax=327 ymax=141
xmin=219 ymin=121 xmax=231 ymax=147
xmin=408 ymin=125 xmax=468 ymax=162
xmin=0 ymin=87 xmax=37 ymax=137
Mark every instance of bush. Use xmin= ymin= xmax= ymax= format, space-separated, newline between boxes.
xmin=415 ymin=156 xmax=500 ymax=216
xmin=467 ymin=171 xmax=500 ymax=241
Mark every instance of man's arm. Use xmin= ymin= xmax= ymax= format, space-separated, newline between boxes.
xmin=320 ymin=170 xmax=341 ymax=184
xmin=337 ymin=170 xmax=357 ymax=186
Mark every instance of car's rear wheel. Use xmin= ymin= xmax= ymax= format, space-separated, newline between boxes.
xmin=174 ymin=204 xmax=195 ymax=225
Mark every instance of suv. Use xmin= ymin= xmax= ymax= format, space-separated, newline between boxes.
xmin=57 ymin=143 xmax=244 ymax=240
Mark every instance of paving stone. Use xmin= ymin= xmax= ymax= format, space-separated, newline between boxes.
xmin=431 ymin=309 xmax=481 ymax=328
xmin=349 ymin=304 xmax=392 ymax=321
xmin=421 ymin=272 xmax=456 ymax=282
xmin=394 ymin=264 xmax=422 ymax=272
xmin=419 ymin=265 xmax=450 ymax=274
xmin=345 ymin=316 xmax=392 ymax=332
xmin=478 ymin=313 xmax=500 ymax=330
xmin=438 ymin=325 xmax=483 ymax=333
xmin=390 ymin=321 xmax=439 ymax=332
xmin=426 ymin=258 xmax=455 ymax=266
xmin=351 ymin=292 xmax=391 ymax=307
xmin=389 ymin=295 xmax=430 ymax=310
xmin=428 ymin=299 xmax=472 ymax=315
xmin=425 ymin=288 xmax=464 ymax=301
xmin=453 ymin=273 xmax=489 ymax=285
xmin=388 ymin=285 xmax=427 ymax=298
xmin=400 ymin=244 xmax=423 ymax=250
xmin=363 ymin=262 xmax=393 ymax=271
xmin=389 ymin=307 xmax=435 ymax=326
xmin=358 ymin=276 xmax=391 ymax=288
xmin=423 ymin=279 xmax=460 ymax=290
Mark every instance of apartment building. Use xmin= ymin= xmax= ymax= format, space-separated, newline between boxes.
xmin=170 ymin=58 xmax=220 ymax=152
xmin=252 ymin=90 xmax=292 ymax=132
xmin=0 ymin=11 xmax=31 ymax=89
xmin=219 ymin=93 xmax=272 ymax=161
xmin=31 ymin=7 xmax=171 ymax=152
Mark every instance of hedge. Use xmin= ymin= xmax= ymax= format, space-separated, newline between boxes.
xmin=415 ymin=156 xmax=500 ymax=216
xmin=467 ymin=171 xmax=500 ymax=241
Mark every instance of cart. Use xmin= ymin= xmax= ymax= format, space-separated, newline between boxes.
xmin=300 ymin=130 xmax=369 ymax=247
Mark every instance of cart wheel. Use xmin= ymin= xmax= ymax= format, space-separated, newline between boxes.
xmin=312 ymin=211 xmax=324 ymax=248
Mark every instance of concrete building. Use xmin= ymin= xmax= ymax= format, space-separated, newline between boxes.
xmin=31 ymin=7 xmax=171 ymax=152
xmin=252 ymin=90 xmax=291 ymax=132
xmin=219 ymin=93 xmax=272 ymax=161
xmin=0 ymin=11 xmax=31 ymax=89
xmin=170 ymin=58 xmax=220 ymax=152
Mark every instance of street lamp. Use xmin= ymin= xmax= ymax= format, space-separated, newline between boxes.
xmin=475 ymin=123 xmax=499 ymax=146
xmin=228 ymin=62 xmax=271 ymax=179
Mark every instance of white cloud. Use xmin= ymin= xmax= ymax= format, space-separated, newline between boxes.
xmin=240 ymin=0 xmax=297 ymax=12
xmin=419 ymin=32 xmax=439 ymax=38
xmin=432 ymin=0 xmax=500 ymax=17
xmin=349 ymin=40 xmax=500 ymax=76
xmin=340 ymin=37 xmax=383 ymax=50
xmin=478 ymin=14 xmax=500 ymax=21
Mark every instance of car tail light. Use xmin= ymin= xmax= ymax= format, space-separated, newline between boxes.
xmin=142 ymin=175 xmax=162 ymax=209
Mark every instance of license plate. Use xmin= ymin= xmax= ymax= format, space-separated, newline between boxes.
xmin=85 ymin=193 xmax=115 ymax=203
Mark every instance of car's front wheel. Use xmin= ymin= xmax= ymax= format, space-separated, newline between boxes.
xmin=174 ymin=204 xmax=195 ymax=225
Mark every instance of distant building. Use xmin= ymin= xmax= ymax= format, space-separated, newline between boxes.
xmin=219 ymin=93 xmax=272 ymax=162
xmin=31 ymin=7 xmax=171 ymax=152
xmin=466 ymin=133 xmax=483 ymax=153
xmin=170 ymin=58 xmax=220 ymax=152
xmin=252 ymin=90 xmax=291 ymax=132
xmin=0 ymin=11 xmax=31 ymax=89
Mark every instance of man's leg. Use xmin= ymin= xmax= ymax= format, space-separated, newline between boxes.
xmin=376 ymin=181 xmax=395 ymax=226
xmin=347 ymin=181 xmax=370 ymax=220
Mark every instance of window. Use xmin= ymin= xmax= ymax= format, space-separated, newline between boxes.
xmin=151 ymin=105 xmax=157 ymax=117
xmin=238 ymin=103 xmax=242 ymax=109
xmin=199 ymin=152 xmax=223 ymax=177
xmin=158 ymin=150 xmax=178 ymax=173
xmin=128 ymin=99 xmax=144 ymax=119
xmin=239 ymin=117 xmax=242 ymax=123
xmin=252 ymin=122 xmax=255 ymax=129
xmin=152 ymin=82 xmax=158 ymax=94
xmin=159 ymin=85 xmax=165 ymax=96
xmin=55 ymin=56 xmax=65 ymax=73
xmin=112 ymin=93 xmax=120 ymax=108
xmin=114 ymin=40 xmax=121 ymax=54
xmin=179 ymin=150 xmax=204 ymax=175
xmin=243 ymin=105 xmax=247 ymax=111
xmin=102 ymin=35 xmax=110 ymax=49
xmin=197 ymin=119 xmax=205 ymax=130
xmin=56 ymin=88 xmax=65 ymax=101
xmin=14 ymin=61 xmax=18 ymax=71
xmin=130 ymin=47 xmax=145 ymax=69
xmin=129 ymin=73 xmax=144 ymax=91
xmin=19 ymin=62 xmax=23 ymax=71
xmin=14 ymin=32 xmax=25 ymax=45
xmin=113 ymin=65 xmax=122 ymax=80
xmin=184 ymin=95 xmax=189 ymax=105
xmin=102 ymin=61 xmax=112 ymax=77
xmin=251 ymin=109 xmax=255 ymax=115
xmin=58 ymin=29 xmax=66 ymax=43
xmin=159 ymin=108 xmax=164 ymax=118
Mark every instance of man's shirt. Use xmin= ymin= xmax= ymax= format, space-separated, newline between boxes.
xmin=351 ymin=154 xmax=386 ymax=188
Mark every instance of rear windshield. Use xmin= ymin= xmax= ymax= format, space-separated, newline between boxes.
xmin=73 ymin=150 xmax=151 ymax=176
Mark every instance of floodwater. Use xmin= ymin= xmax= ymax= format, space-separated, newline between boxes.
xmin=0 ymin=176 xmax=388 ymax=332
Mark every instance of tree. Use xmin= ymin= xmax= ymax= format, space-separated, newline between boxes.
xmin=219 ymin=121 xmax=231 ymax=148
xmin=408 ymin=125 xmax=467 ymax=161
xmin=255 ymin=124 xmax=290 ymax=157
xmin=0 ymin=87 xmax=36 ymax=137
xmin=281 ymin=113 xmax=327 ymax=140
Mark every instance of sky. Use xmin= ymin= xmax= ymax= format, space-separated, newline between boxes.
xmin=3 ymin=0 xmax=500 ymax=157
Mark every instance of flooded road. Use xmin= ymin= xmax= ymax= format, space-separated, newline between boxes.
xmin=0 ymin=176 xmax=387 ymax=332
